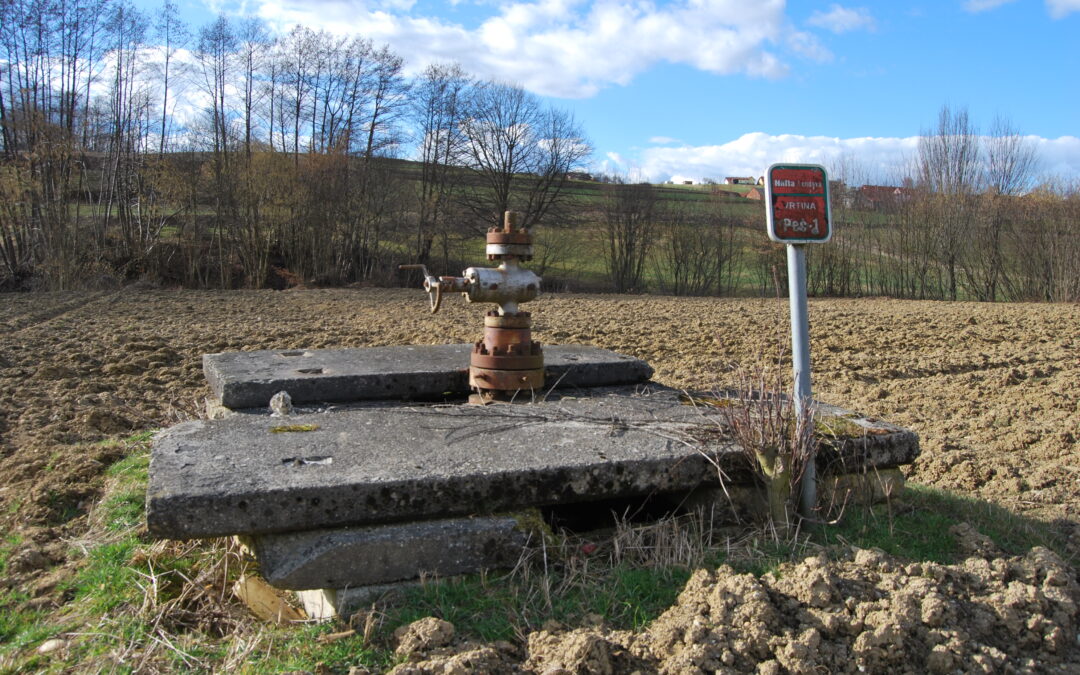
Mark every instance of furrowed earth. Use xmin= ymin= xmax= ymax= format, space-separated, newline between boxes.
xmin=1 ymin=288 xmax=1077 ymax=672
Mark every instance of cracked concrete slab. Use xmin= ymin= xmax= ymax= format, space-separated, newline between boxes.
xmin=204 ymin=344 xmax=653 ymax=408
xmin=254 ymin=516 xmax=528 ymax=590
xmin=147 ymin=385 xmax=919 ymax=539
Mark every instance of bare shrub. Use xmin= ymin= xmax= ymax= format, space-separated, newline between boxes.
xmin=711 ymin=362 xmax=817 ymax=534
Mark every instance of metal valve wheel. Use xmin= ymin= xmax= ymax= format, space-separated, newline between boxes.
xmin=398 ymin=264 xmax=442 ymax=313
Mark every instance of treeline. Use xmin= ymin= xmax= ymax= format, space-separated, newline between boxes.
xmin=584 ymin=111 xmax=1078 ymax=302
xmin=0 ymin=1 xmax=590 ymax=290
xmin=0 ymin=3 xmax=1076 ymax=302
xmin=800 ymin=108 xmax=1080 ymax=303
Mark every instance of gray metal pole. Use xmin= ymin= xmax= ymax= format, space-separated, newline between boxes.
xmin=786 ymin=244 xmax=816 ymax=517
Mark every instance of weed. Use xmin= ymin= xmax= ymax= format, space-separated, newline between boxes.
xmin=270 ymin=424 xmax=319 ymax=433
xmin=0 ymin=534 xmax=22 ymax=574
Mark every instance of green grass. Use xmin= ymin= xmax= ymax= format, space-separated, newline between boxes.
xmin=814 ymin=482 xmax=1064 ymax=564
xmin=387 ymin=562 xmax=694 ymax=643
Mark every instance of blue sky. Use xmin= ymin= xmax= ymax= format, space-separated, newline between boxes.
xmin=148 ymin=0 xmax=1079 ymax=184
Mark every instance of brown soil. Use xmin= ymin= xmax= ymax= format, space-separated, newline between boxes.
xmin=1 ymin=288 xmax=1078 ymax=670
xmin=392 ymin=544 xmax=1078 ymax=673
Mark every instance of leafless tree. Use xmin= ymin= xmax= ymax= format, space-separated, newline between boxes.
xmin=458 ymin=81 xmax=591 ymax=231
xmin=154 ymin=0 xmax=188 ymax=156
xmin=601 ymin=180 xmax=656 ymax=293
xmin=917 ymin=105 xmax=980 ymax=300
xmin=409 ymin=62 xmax=472 ymax=265
xmin=963 ymin=116 xmax=1039 ymax=300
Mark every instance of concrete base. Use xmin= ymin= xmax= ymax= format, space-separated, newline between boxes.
xmin=204 ymin=343 xmax=654 ymax=409
xmin=298 ymin=584 xmax=420 ymax=621
xmin=254 ymin=516 xmax=528 ymax=590
xmin=148 ymin=385 xmax=919 ymax=539
xmin=820 ymin=467 xmax=906 ymax=507
xmin=283 ymin=468 xmax=909 ymax=615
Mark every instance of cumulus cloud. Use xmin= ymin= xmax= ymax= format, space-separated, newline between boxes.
xmin=806 ymin=4 xmax=876 ymax=33
xmin=247 ymin=0 xmax=820 ymax=98
xmin=1046 ymin=0 xmax=1080 ymax=17
xmin=966 ymin=0 xmax=1079 ymax=16
xmin=602 ymin=133 xmax=1080 ymax=186
xmin=963 ymin=0 xmax=1016 ymax=12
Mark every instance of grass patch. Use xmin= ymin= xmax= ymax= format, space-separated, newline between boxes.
xmin=389 ymin=560 xmax=693 ymax=642
xmin=240 ymin=622 xmax=393 ymax=673
xmin=813 ymin=481 xmax=1065 ymax=564
xmin=902 ymin=483 xmax=1062 ymax=556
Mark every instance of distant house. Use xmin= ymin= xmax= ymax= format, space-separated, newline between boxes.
xmin=857 ymin=185 xmax=915 ymax=210
xmin=725 ymin=176 xmax=757 ymax=185
xmin=745 ymin=187 xmax=764 ymax=200
xmin=683 ymin=180 xmax=694 ymax=185
xmin=565 ymin=171 xmax=594 ymax=182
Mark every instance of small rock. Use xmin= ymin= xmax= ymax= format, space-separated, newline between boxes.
xmin=270 ymin=391 xmax=294 ymax=417
xmin=37 ymin=638 xmax=66 ymax=654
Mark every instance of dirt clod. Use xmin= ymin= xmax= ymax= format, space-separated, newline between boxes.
xmin=394 ymin=617 xmax=456 ymax=657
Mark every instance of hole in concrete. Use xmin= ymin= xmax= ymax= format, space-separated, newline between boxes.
xmin=280 ymin=351 xmax=306 ymax=357
xmin=541 ymin=493 xmax=684 ymax=534
xmin=296 ymin=368 xmax=323 ymax=375
xmin=282 ymin=456 xmax=333 ymax=467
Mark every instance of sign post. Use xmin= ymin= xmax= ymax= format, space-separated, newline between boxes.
xmin=764 ymin=163 xmax=831 ymax=518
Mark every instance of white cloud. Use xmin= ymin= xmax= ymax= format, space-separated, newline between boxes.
xmin=806 ymin=4 xmax=876 ymax=33
xmin=601 ymin=133 xmax=1080 ymax=185
xmin=965 ymin=0 xmax=1079 ymax=16
xmin=649 ymin=136 xmax=681 ymax=145
xmin=963 ymin=0 xmax=1016 ymax=12
xmin=627 ymin=133 xmax=917 ymax=184
xmin=248 ymin=0 xmax=821 ymax=98
xmin=787 ymin=31 xmax=833 ymax=62
xmin=1031 ymin=135 xmax=1080 ymax=178
xmin=1046 ymin=0 xmax=1080 ymax=17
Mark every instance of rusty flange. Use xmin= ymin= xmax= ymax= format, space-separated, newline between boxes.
xmin=486 ymin=231 xmax=533 ymax=245
xmin=469 ymin=308 xmax=544 ymax=392
xmin=484 ymin=311 xmax=531 ymax=329
xmin=469 ymin=367 xmax=545 ymax=391
xmin=486 ymin=212 xmax=533 ymax=261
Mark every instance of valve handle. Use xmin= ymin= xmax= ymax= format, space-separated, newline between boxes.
xmin=399 ymin=264 xmax=443 ymax=314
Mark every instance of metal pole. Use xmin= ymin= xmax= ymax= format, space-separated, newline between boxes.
xmin=786 ymin=244 xmax=816 ymax=517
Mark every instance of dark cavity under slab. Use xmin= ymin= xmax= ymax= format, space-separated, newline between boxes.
xmin=204 ymin=343 xmax=653 ymax=409
xmin=146 ymin=385 xmax=919 ymax=539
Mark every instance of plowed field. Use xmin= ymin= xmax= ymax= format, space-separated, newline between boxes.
xmin=1 ymin=288 xmax=1077 ymax=671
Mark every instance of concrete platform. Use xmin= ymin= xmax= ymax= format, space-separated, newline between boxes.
xmin=146 ymin=385 xmax=919 ymax=539
xmin=254 ymin=516 xmax=528 ymax=590
xmin=204 ymin=344 xmax=653 ymax=409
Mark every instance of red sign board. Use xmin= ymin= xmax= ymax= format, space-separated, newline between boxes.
xmin=765 ymin=164 xmax=831 ymax=243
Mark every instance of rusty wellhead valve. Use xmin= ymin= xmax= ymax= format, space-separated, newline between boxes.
xmin=400 ymin=211 xmax=543 ymax=401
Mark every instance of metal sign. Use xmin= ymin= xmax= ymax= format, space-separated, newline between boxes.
xmin=765 ymin=164 xmax=831 ymax=243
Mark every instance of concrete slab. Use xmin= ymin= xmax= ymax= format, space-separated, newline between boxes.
xmin=254 ymin=516 xmax=528 ymax=590
xmin=204 ymin=344 xmax=653 ymax=409
xmin=147 ymin=385 xmax=919 ymax=539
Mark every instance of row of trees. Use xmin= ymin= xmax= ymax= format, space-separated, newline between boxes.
xmin=0 ymin=2 xmax=1075 ymax=301
xmin=800 ymin=107 xmax=1079 ymax=303
xmin=0 ymin=0 xmax=590 ymax=290
xmin=591 ymin=107 xmax=1079 ymax=303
